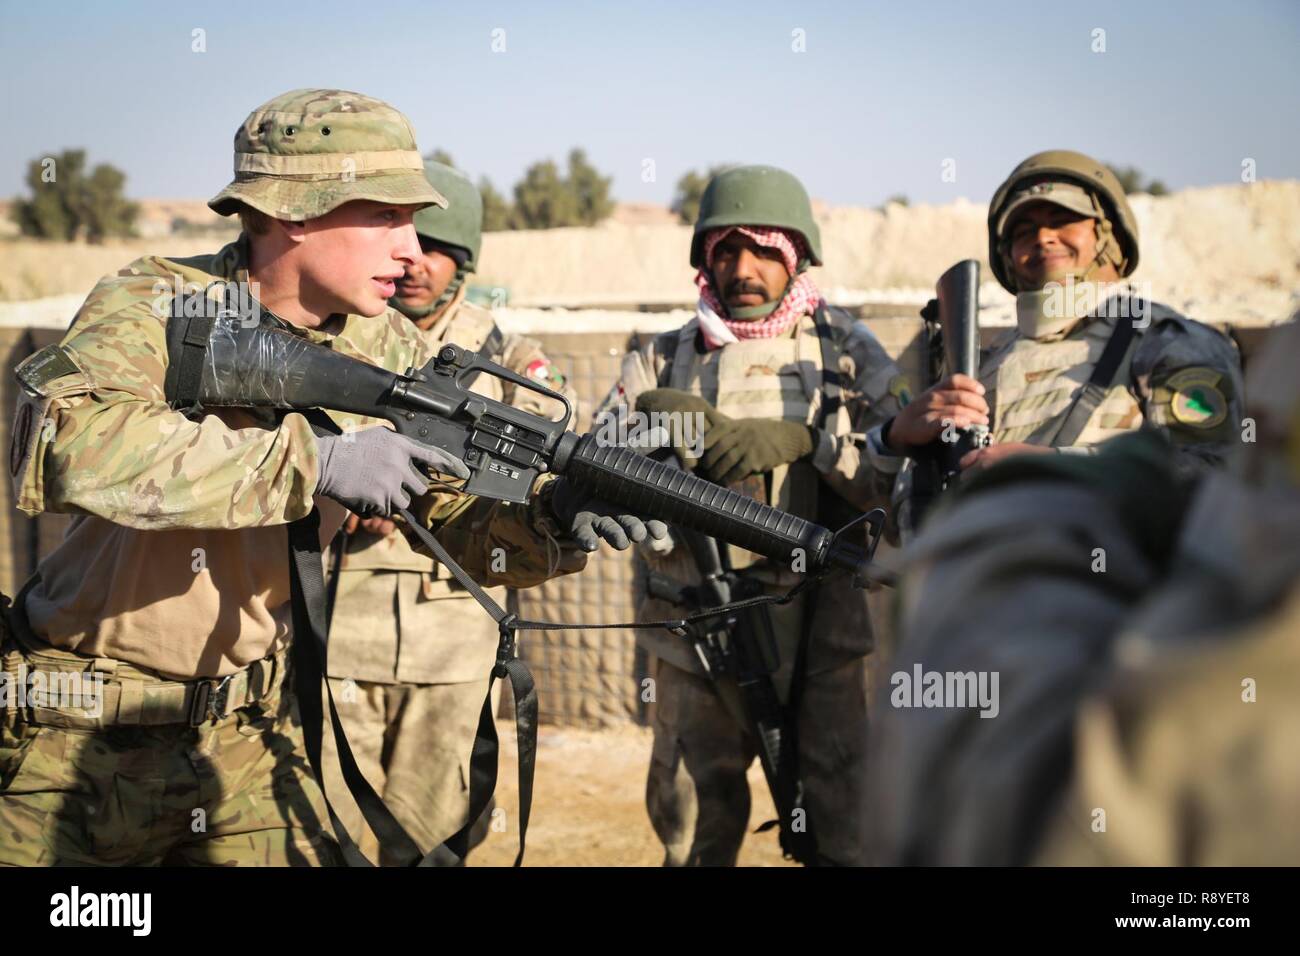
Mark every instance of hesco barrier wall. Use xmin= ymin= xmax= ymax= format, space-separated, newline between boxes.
xmin=0 ymin=307 xmax=1279 ymax=727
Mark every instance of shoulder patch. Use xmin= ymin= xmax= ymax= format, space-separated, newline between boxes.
xmin=1165 ymin=367 xmax=1228 ymax=430
xmin=15 ymin=345 xmax=87 ymax=396
xmin=525 ymin=358 xmax=565 ymax=388
xmin=888 ymin=373 xmax=913 ymax=406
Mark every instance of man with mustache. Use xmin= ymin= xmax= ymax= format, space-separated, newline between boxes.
xmin=321 ymin=159 xmax=577 ymax=865
xmin=596 ymin=165 xmax=909 ymax=866
xmin=881 ymin=150 xmax=1244 ymax=516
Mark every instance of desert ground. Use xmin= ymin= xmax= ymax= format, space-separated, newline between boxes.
xmin=469 ymin=721 xmax=793 ymax=867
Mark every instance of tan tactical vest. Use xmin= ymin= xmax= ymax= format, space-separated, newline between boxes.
xmin=659 ymin=309 xmax=849 ymax=572
xmin=637 ymin=307 xmax=875 ymax=676
xmin=982 ymin=309 xmax=1149 ymax=449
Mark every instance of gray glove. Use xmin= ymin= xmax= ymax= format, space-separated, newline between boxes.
xmin=550 ymin=478 xmax=669 ymax=552
xmin=314 ymin=427 xmax=470 ymax=516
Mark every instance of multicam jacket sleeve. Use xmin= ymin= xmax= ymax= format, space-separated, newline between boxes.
xmin=12 ymin=265 xmax=324 ymax=529
xmin=12 ymin=250 xmax=587 ymax=593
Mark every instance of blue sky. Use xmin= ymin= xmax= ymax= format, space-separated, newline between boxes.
xmin=2 ymin=0 xmax=1296 ymax=207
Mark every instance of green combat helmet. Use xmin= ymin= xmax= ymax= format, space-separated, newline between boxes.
xmin=208 ymin=88 xmax=446 ymax=221
xmin=391 ymin=159 xmax=485 ymax=319
xmin=690 ymin=164 xmax=823 ymax=269
xmin=413 ymin=159 xmax=483 ymax=272
xmin=987 ymin=149 xmax=1140 ymax=293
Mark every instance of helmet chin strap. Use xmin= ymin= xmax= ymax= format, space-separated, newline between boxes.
xmin=1001 ymin=198 xmax=1128 ymax=294
xmin=390 ymin=268 xmax=468 ymax=321
xmin=717 ymin=260 xmax=807 ymax=320
xmin=1011 ymin=203 xmax=1135 ymax=341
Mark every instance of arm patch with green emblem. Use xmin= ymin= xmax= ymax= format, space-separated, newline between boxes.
xmin=1155 ymin=366 xmax=1232 ymax=437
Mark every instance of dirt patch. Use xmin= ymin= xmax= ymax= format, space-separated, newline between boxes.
xmin=469 ymin=721 xmax=794 ymax=867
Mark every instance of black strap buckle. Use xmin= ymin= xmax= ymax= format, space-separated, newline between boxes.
xmin=189 ymin=674 xmax=236 ymax=726
xmin=493 ymin=615 xmax=518 ymax=678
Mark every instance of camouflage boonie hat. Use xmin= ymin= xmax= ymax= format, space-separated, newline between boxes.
xmin=208 ymin=89 xmax=447 ymax=220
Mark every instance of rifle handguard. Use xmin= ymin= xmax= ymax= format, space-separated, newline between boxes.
xmin=553 ymin=433 xmax=866 ymax=576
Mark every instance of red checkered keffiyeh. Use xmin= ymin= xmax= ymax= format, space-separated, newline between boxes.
xmin=696 ymin=225 xmax=823 ymax=346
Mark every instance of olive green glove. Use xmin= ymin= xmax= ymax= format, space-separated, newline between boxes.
xmin=634 ymin=388 xmax=728 ymax=464
xmin=635 ymin=388 xmax=719 ymax=420
xmin=700 ymin=418 xmax=816 ymax=485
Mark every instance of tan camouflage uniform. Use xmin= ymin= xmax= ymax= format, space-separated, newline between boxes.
xmin=892 ymin=291 xmax=1246 ymax=540
xmin=321 ymin=286 xmax=577 ymax=863
xmin=982 ymin=289 xmax=1245 ymax=472
xmin=0 ymin=90 xmax=585 ymax=867
xmin=869 ymin=320 xmax=1299 ymax=866
xmin=598 ymin=307 xmax=906 ymax=865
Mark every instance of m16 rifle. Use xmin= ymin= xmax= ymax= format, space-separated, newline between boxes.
xmin=163 ymin=303 xmax=887 ymax=866
xmin=175 ymin=312 xmax=877 ymax=579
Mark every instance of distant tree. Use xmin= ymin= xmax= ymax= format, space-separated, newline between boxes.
xmin=479 ymin=176 xmax=514 ymax=232
xmin=424 ymin=148 xmax=456 ymax=167
xmin=510 ymin=150 xmax=616 ymax=229
xmin=512 ymin=159 xmax=580 ymax=229
xmin=671 ymin=164 xmax=734 ymax=224
xmin=1107 ymin=164 xmax=1168 ymax=197
xmin=566 ymin=148 xmax=614 ymax=226
xmin=12 ymin=149 xmax=138 ymax=242
xmin=80 ymin=163 xmax=138 ymax=241
xmin=878 ymin=193 xmax=910 ymax=210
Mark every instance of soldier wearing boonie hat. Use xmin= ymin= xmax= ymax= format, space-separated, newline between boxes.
xmin=1 ymin=89 xmax=651 ymax=866
xmin=208 ymin=89 xmax=446 ymax=221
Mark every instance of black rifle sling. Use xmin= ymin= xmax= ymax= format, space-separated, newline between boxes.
xmin=286 ymin=408 xmax=475 ymax=867
xmin=288 ymin=509 xmax=429 ymax=867
xmin=1038 ymin=303 xmax=1142 ymax=449
xmin=324 ymin=528 xmax=347 ymax=636
xmin=391 ymin=508 xmax=535 ymax=866
xmin=290 ymin=510 xmax=525 ymax=866
xmin=775 ymin=303 xmax=845 ymax=864
xmin=163 ymin=309 xmax=216 ymax=414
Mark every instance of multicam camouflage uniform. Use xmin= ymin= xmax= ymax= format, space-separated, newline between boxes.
xmin=321 ymin=284 xmax=577 ymax=864
xmin=0 ymin=90 xmax=583 ymax=867
xmin=869 ymin=319 xmax=1300 ymax=866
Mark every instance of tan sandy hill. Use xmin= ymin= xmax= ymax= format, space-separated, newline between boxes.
xmin=2 ymin=185 xmax=1297 ymax=326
